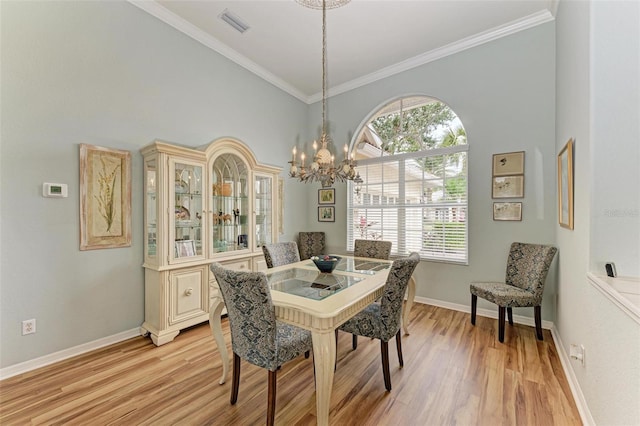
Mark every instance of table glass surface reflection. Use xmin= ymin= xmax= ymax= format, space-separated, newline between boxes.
xmin=267 ymin=268 xmax=363 ymax=300
xmin=305 ymin=257 xmax=391 ymax=275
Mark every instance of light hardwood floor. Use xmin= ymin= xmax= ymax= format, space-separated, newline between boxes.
xmin=0 ymin=304 xmax=581 ymax=425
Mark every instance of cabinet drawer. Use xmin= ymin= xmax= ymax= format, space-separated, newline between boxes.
xmin=222 ymin=259 xmax=251 ymax=272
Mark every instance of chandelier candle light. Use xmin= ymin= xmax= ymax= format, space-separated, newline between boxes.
xmin=289 ymin=0 xmax=357 ymax=188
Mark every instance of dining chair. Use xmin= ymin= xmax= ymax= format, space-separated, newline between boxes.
xmin=470 ymin=242 xmax=558 ymax=343
xmin=353 ymin=239 xmax=392 ymax=260
xmin=262 ymin=241 xmax=301 ymax=268
xmin=349 ymin=239 xmax=393 ymax=350
xmin=337 ymin=252 xmax=420 ymax=391
xmin=210 ymin=263 xmax=313 ymax=426
xmin=297 ymin=231 xmax=326 ymax=260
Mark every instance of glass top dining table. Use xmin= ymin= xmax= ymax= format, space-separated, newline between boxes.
xmin=208 ymin=255 xmax=414 ymax=426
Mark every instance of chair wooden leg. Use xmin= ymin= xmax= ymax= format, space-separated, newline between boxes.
xmin=498 ymin=306 xmax=506 ymax=343
xmin=352 ymin=334 xmax=358 ymax=350
xmin=471 ymin=294 xmax=477 ymax=325
xmin=231 ymin=353 xmax=241 ymax=404
xmin=535 ymin=305 xmax=543 ymax=340
xmin=395 ymin=330 xmax=403 ymax=368
xmin=381 ymin=340 xmax=392 ymax=391
xmin=267 ymin=370 xmax=277 ymax=426
xmin=507 ymin=307 xmax=514 ymax=325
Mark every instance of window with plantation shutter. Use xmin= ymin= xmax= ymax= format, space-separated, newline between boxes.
xmin=347 ymin=96 xmax=468 ymax=264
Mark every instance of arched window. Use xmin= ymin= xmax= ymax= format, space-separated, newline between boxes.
xmin=347 ymin=96 xmax=468 ymax=263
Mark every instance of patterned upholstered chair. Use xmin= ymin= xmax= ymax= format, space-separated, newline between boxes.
xmin=470 ymin=242 xmax=558 ymax=343
xmin=210 ymin=263 xmax=313 ymax=426
xmin=262 ymin=242 xmax=301 ymax=268
xmin=353 ymin=239 xmax=392 ymax=260
xmin=338 ymin=252 xmax=420 ymax=391
xmin=349 ymin=239 xmax=393 ymax=350
xmin=297 ymin=232 xmax=326 ymax=260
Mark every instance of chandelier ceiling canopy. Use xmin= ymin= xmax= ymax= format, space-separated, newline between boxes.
xmin=289 ymin=0 xmax=357 ymax=188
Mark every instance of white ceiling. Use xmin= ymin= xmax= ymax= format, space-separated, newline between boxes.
xmin=130 ymin=0 xmax=556 ymax=103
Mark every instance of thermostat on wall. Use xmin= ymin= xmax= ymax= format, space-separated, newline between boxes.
xmin=43 ymin=182 xmax=68 ymax=198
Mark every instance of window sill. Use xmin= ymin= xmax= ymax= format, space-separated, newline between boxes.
xmin=588 ymin=272 xmax=640 ymax=325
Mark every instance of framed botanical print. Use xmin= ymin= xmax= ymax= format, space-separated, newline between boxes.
xmin=318 ymin=206 xmax=335 ymax=222
xmin=80 ymin=144 xmax=131 ymax=250
xmin=492 ymin=151 xmax=525 ymax=176
xmin=318 ymin=188 xmax=335 ymax=204
xmin=558 ymin=138 xmax=574 ymax=229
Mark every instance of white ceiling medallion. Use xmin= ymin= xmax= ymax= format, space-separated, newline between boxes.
xmin=295 ymin=0 xmax=350 ymax=10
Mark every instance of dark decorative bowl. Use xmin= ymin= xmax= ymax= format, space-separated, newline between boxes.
xmin=312 ymin=255 xmax=341 ymax=273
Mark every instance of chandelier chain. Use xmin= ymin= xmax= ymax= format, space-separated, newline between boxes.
xmin=288 ymin=0 xmax=357 ymax=187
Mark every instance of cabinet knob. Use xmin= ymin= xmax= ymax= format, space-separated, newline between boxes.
xmin=184 ymin=287 xmax=193 ymax=296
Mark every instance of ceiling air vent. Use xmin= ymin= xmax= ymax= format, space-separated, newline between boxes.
xmin=219 ymin=9 xmax=250 ymax=34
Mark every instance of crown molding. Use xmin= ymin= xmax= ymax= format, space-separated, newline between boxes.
xmin=127 ymin=0 xmax=311 ymax=103
xmin=317 ymin=9 xmax=555 ymax=103
xmin=129 ymin=1 xmax=553 ymax=105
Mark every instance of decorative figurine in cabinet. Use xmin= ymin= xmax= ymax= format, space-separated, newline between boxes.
xmin=140 ymin=138 xmax=281 ymax=345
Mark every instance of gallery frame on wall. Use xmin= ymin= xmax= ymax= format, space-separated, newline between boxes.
xmin=318 ymin=206 xmax=335 ymax=222
xmin=318 ymin=188 xmax=335 ymax=204
xmin=492 ymin=175 xmax=524 ymax=198
xmin=558 ymin=138 xmax=574 ymax=229
xmin=79 ymin=144 xmax=131 ymax=250
xmin=493 ymin=202 xmax=522 ymax=221
xmin=492 ymin=151 xmax=525 ymax=176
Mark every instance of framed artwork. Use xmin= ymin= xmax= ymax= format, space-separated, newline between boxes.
xmin=175 ymin=239 xmax=196 ymax=258
xmin=492 ymin=175 xmax=524 ymax=198
xmin=278 ymin=177 xmax=284 ymax=234
xmin=80 ymin=144 xmax=131 ymax=250
xmin=318 ymin=188 xmax=335 ymax=204
xmin=492 ymin=151 xmax=525 ymax=176
xmin=493 ymin=202 xmax=522 ymax=221
xmin=318 ymin=206 xmax=335 ymax=222
xmin=558 ymin=138 xmax=574 ymax=229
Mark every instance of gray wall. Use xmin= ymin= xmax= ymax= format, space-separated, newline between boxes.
xmin=0 ymin=1 xmax=309 ymax=367
xmin=316 ymin=23 xmax=558 ymax=315
xmin=555 ymin=1 xmax=640 ymax=424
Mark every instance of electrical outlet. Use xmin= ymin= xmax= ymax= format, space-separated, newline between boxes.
xmin=22 ymin=319 xmax=36 ymax=335
xmin=569 ymin=343 xmax=585 ymax=366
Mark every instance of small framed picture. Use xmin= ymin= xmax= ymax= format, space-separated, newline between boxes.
xmin=492 ymin=151 xmax=525 ymax=176
xmin=318 ymin=206 xmax=335 ymax=222
xmin=492 ymin=175 xmax=524 ymax=198
xmin=318 ymin=188 xmax=335 ymax=204
xmin=493 ymin=202 xmax=522 ymax=221
xmin=175 ymin=239 xmax=196 ymax=258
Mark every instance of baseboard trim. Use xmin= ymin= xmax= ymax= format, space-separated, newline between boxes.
xmin=413 ymin=295 xmax=554 ymax=329
xmin=550 ymin=325 xmax=595 ymax=426
xmin=412 ymin=296 xmax=593 ymax=425
xmin=0 ymin=328 xmax=142 ymax=380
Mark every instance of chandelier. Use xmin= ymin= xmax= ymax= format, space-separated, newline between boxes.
xmin=289 ymin=0 xmax=357 ymax=188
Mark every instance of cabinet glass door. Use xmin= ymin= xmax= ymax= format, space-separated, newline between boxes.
xmin=145 ymin=158 xmax=157 ymax=260
xmin=254 ymin=174 xmax=273 ymax=248
xmin=171 ymin=160 xmax=204 ymax=262
xmin=211 ymin=153 xmax=249 ymax=254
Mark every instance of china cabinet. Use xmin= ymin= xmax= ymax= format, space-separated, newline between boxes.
xmin=140 ymin=138 xmax=281 ymax=345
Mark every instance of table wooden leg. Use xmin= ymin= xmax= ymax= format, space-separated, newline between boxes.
xmin=312 ymin=330 xmax=336 ymax=426
xmin=209 ymin=297 xmax=229 ymax=385
xmin=402 ymin=276 xmax=416 ymax=335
